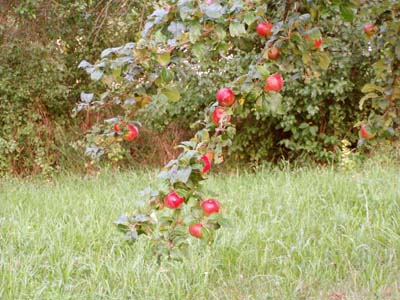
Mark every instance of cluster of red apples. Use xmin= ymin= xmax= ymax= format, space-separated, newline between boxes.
xmin=113 ymin=122 xmax=139 ymax=141
xmin=164 ymin=190 xmax=220 ymax=238
xmin=257 ymin=20 xmax=378 ymax=140
xmin=212 ymin=23 xmax=287 ymax=127
xmin=255 ymin=21 xmax=285 ymax=92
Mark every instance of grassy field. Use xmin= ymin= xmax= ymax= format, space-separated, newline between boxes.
xmin=1 ymin=160 xmax=399 ymax=300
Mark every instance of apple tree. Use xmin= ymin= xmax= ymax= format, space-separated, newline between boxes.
xmin=76 ymin=0 xmax=399 ymax=258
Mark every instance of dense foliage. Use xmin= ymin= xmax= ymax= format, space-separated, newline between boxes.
xmin=78 ymin=1 xmax=399 ymax=166
xmin=0 ymin=0 xmax=147 ymax=175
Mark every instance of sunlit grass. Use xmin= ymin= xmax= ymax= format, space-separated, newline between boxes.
xmin=1 ymin=160 xmax=399 ymax=299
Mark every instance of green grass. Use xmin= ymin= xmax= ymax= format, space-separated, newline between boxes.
xmin=1 ymin=160 xmax=399 ymax=300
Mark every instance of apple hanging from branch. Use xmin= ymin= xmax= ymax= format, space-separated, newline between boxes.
xmin=164 ymin=191 xmax=185 ymax=209
xmin=216 ymin=88 xmax=235 ymax=107
xmin=189 ymin=223 xmax=204 ymax=238
xmin=201 ymin=199 xmax=220 ymax=216
xmin=264 ymin=73 xmax=284 ymax=92
xmin=256 ymin=22 xmax=273 ymax=38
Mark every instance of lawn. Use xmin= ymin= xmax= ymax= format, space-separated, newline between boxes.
xmin=1 ymin=160 xmax=399 ymax=299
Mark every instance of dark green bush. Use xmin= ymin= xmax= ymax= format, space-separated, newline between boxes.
xmin=0 ymin=0 xmax=147 ymax=175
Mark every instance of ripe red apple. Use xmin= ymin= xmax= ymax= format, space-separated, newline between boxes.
xmin=164 ymin=191 xmax=184 ymax=209
xmin=360 ymin=124 xmax=375 ymax=139
xmin=256 ymin=22 xmax=273 ymax=37
xmin=305 ymin=35 xmax=322 ymax=49
xmin=364 ymin=24 xmax=378 ymax=36
xmin=313 ymin=37 xmax=322 ymax=49
xmin=216 ymin=88 xmax=235 ymax=107
xmin=114 ymin=123 xmax=120 ymax=132
xmin=189 ymin=223 xmax=203 ymax=238
xmin=124 ymin=124 xmax=139 ymax=141
xmin=200 ymin=154 xmax=211 ymax=173
xmin=264 ymin=73 xmax=284 ymax=92
xmin=201 ymin=199 xmax=220 ymax=216
xmin=212 ymin=107 xmax=231 ymax=124
xmin=267 ymin=47 xmax=280 ymax=60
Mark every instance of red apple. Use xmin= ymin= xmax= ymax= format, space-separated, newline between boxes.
xmin=364 ymin=23 xmax=378 ymax=36
xmin=189 ymin=223 xmax=203 ymax=238
xmin=216 ymin=88 xmax=235 ymax=107
xmin=124 ymin=124 xmax=139 ymax=141
xmin=305 ymin=35 xmax=322 ymax=49
xmin=212 ymin=107 xmax=231 ymax=124
xmin=267 ymin=47 xmax=280 ymax=60
xmin=164 ymin=191 xmax=184 ymax=209
xmin=360 ymin=124 xmax=375 ymax=139
xmin=200 ymin=154 xmax=211 ymax=174
xmin=264 ymin=73 xmax=284 ymax=92
xmin=201 ymin=199 xmax=220 ymax=216
xmin=256 ymin=22 xmax=273 ymax=37
xmin=114 ymin=123 xmax=120 ymax=132
xmin=313 ymin=38 xmax=322 ymax=49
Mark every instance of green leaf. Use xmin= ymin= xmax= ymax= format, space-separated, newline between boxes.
xmin=189 ymin=24 xmax=202 ymax=44
xmin=173 ymin=167 xmax=192 ymax=184
xmin=304 ymin=28 xmax=321 ymax=40
xmin=167 ymin=22 xmax=186 ymax=38
xmin=235 ymin=38 xmax=253 ymax=52
xmin=80 ymin=92 xmax=94 ymax=103
xmin=267 ymin=92 xmax=283 ymax=114
xmin=90 ymin=69 xmax=103 ymax=81
xmin=192 ymin=43 xmax=206 ymax=58
xmin=179 ymin=3 xmax=196 ymax=20
xmin=203 ymin=3 xmax=224 ymax=19
xmin=125 ymin=230 xmax=138 ymax=242
xmin=302 ymin=53 xmax=312 ymax=65
xmin=110 ymin=57 xmax=133 ymax=69
xmin=197 ymin=129 xmax=210 ymax=143
xmin=135 ymin=214 xmax=149 ymax=222
xmin=162 ymin=86 xmax=181 ymax=102
xmin=215 ymin=25 xmax=227 ymax=41
xmin=361 ymin=84 xmax=383 ymax=93
xmin=179 ymin=150 xmax=197 ymax=162
xmin=78 ymin=60 xmax=92 ymax=69
xmin=112 ymin=67 xmax=121 ymax=78
xmin=318 ymin=52 xmax=331 ymax=70
xmin=372 ymin=60 xmax=387 ymax=77
xmin=378 ymin=99 xmax=389 ymax=110
xmin=359 ymin=93 xmax=379 ymax=110
xmin=255 ymin=65 xmax=270 ymax=79
xmin=339 ymin=5 xmax=355 ymax=22
xmin=161 ymin=67 xmax=174 ymax=83
xmin=157 ymin=52 xmax=171 ymax=66
xmin=229 ymin=22 xmax=246 ymax=37
xmin=243 ymin=12 xmax=256 ymax=25
xmin=101 ymin=46 xmax=122 ymax=58
xmin=114 ymin=214 xmax=129 ymax=226
xmin=299 ymin=13 xmax=311 ymax=23
xmin=291 ymin=32 xmax=302 ymax=43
